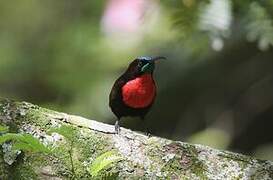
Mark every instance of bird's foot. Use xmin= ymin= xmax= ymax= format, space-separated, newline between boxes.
xmin=115 ymin=121 xmax=120 ymax=134
xmin=145 ymin=131 xmax=152 ymax=138
xmin=145 ymin=128 xmax=152 ymax=137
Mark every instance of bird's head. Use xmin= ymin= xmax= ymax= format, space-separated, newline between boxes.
xmin=127 ymin=56 xmax=166 ymax=75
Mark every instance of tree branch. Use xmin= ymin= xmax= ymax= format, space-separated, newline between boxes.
xmin=0 ymin=98 xmax=272 ymax=179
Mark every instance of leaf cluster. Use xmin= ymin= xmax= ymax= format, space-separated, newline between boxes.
xmin=0 ymin=124 xmax=50 ymax=154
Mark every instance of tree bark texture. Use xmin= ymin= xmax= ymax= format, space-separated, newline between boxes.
xmin=0 ymin=98 xmax=272 ymax=179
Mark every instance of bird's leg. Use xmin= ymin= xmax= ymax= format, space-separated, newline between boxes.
xmin=115 ymin=119 xmax=120 ymax=134
xmin=141 ymin=117 xmax=151 ymax=137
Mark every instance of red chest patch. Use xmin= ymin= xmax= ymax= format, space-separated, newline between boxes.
xmin=122 ymin=74 xmax=156 ymax=108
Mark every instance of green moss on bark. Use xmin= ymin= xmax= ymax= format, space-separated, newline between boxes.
xmin=0 ymin=98 xmax=272 ymax=179
xmin=0 ymin=149 xmax=9 ymax=180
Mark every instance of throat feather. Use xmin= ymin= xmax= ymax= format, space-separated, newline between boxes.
xmin=122 ymin=74 xmax=156 ymax=108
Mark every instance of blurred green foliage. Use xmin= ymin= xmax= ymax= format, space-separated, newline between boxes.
xmin=0 ymin=0 xmax=272 ymax=159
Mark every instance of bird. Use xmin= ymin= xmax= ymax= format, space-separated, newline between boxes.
xmin=109 ymin=56 xmax=166 ymax=134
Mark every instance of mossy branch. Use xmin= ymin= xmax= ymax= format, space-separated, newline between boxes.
xmin=0 ymin=98 xmax=272 ymax=179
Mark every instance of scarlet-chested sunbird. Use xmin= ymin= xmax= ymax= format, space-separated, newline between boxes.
xmin=109 ymin=56 xmax=166 ymax=134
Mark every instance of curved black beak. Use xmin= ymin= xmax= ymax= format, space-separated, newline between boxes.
xmin=151 ymin=56 xmax=166 ymax=62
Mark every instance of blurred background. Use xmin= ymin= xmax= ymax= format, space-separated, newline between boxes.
xmin=0 ymin=0 xmax=273 ymax=160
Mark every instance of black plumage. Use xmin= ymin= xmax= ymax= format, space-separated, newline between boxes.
xmin=109 ymin=56 xmax=165 ymax=133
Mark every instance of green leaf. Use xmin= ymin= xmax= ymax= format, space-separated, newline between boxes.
xmin=48 ymin=125 xmax=76 ymax=141
xmin=0 ymin=133 xmax=50 ymax=153
xmin=0 ymin=133 xmax=19 ymax=144
xmin=12 ymin=141 xmax=34 ymax=152
xmin=0 ymin=124 xmax=9 ymax=133
xmin=88 ymin=151 xmax=123 ymax=177
xmin=16 ymin=134 xmax=51 ymax=153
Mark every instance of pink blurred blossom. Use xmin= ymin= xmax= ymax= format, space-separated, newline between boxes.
xmin=101 ymin=0 xmax=147 ymax=34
